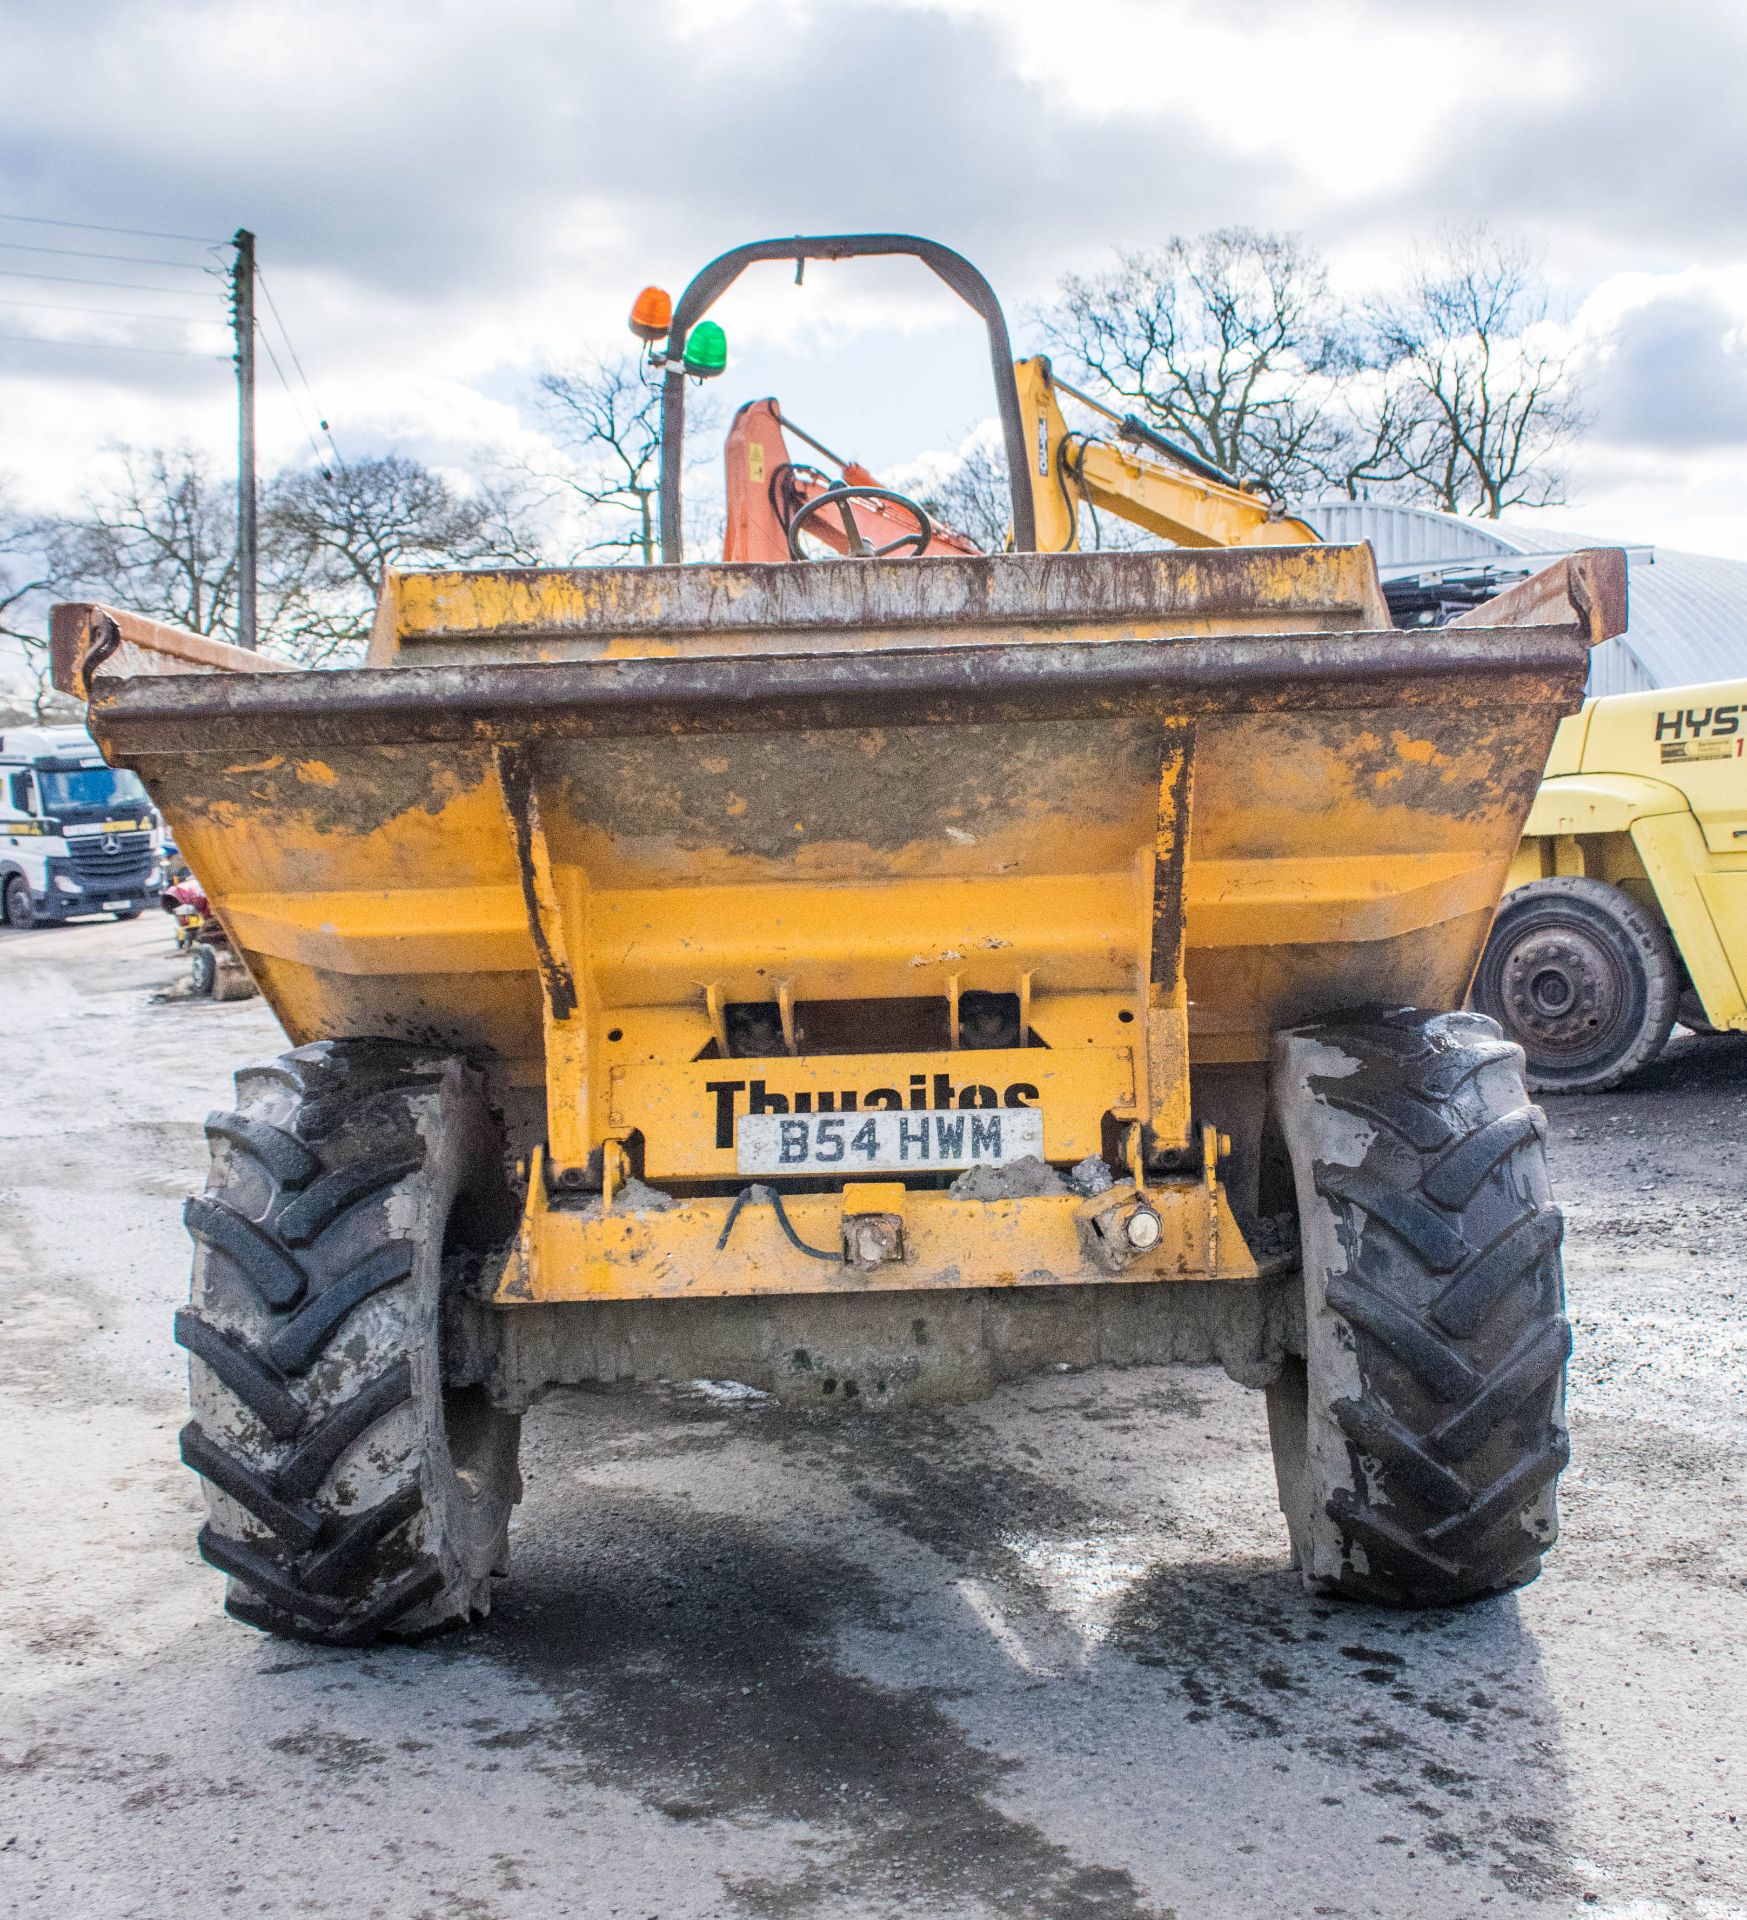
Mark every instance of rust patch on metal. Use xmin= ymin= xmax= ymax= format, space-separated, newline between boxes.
xmin=1151 ymin=728 xmax=1196 ymax=987
xmin=142 ymin=742 xmax=494 ymax=840
xmin=544 ymin=718 xmax=1167 ymax=866
xmin=494 ymin=745 xmax=578 ymax=1021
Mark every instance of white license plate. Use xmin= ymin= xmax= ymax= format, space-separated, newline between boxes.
xmin=102 ymin=899 xmax=130 ymax=910
xmin=736 ymin=1107 xmax=1043 ymax=1175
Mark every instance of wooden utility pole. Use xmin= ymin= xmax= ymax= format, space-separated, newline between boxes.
xmin=231 ymin=228 xmax=257 ymax=649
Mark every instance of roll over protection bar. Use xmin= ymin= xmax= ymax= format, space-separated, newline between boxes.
xmin=658 ymin=234 xmax=1036 ymax=562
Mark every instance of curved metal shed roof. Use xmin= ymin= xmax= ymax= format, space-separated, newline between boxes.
xmin=1304 ymin=498 xmax=1597 ymax=561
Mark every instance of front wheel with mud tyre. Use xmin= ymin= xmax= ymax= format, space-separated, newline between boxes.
xmin=1470 ymin=877 xmax=1678 ymax=1093
xmin=175 ymin=1040 xmax=522 ymax=1643
xmin=1266 ymin=1008 xmax=1570 ymax=1607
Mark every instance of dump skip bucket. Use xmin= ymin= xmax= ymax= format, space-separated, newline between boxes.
xmin=54 ymin=542 xmax=1621 ymax=1298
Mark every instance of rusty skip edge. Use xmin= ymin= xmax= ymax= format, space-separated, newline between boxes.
xmin=79 ymin=627 xmax=1597 ymax=757
xmin=387 ymin=545 xmax=1619 ymax=644
xmin=51 ymin=544 xmax=1622 ymax=680
xmin=49 ymin=602 xmax=292 ymax=701
xmin=1444 ymin=544 xmax=1627 ymax=651
xmin=377 ymin=544 xmax=1391 ymax=641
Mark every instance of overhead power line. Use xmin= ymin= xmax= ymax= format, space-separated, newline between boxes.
xmin=0 ymin=265 xmax=217 ymax=296
xmin=0 ymin=209 xmax=224 ymax=245
xmin=255 ymin=269 xmax=316 ymax=393
xmin=0 ymin=329 xmax=226 ymax=358
xmin=0 ymin=222 xmax=340 ymax=472
xmin=0 ymin=238 xmax=213 ymax=271
xmin=0 ymin=294 xmax=220 ymax=324
xmin=256 ymin=265 xmax=344 ymax=469
xmin=255 ymin=322 xmax=330 ymax=468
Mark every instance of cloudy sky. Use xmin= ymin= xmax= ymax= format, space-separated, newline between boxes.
xmin=2 ymin=0 xmax=1745 ymax=555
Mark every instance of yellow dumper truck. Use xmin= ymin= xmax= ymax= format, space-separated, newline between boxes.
xmin=53 ymin=236 xmax=1623 ymax=1642
xmin=1473 ymin=678 xmax=1747 ymax=1090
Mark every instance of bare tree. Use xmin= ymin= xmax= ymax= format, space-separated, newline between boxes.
xmin=913 ymin=426 xmax=1014 ymax=552
xmin=1040 ymin=229 xmax=1360 ymax=500
xmin=0 ymin=484 xmax=68 ymax=720
xmin=38 ymin=446 xmax=539 ymax=676
xmin=535 ymin=357 xmax=665 ymax=563
xmin=533 ymin=355 xmax=726 ymax=563
xmin=1367 ymin=229 xmax=1585 ymax=518
xmin=264 ymin=454 xmax=540 ymax=662
xmin=51 ymin=446 xmax=240 ymax=639
xmin=1312 ymin=365 xmax=1428 ymax=503
xmin=1038 ymin=225 xmax=1583 ymax=521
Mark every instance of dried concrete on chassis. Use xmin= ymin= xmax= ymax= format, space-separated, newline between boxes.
xmin=460 ymin=1151 xmax=1297 ymax=1411
xmin=4 ymin=917 xmax=1746 ymax=1920
xmin=457 ymin=1271 xmax=1304 ymax=1413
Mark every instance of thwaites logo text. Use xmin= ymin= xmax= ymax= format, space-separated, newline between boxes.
xmin=1655 ymin=703 xmax=1742 ymax=741
xmin=705 ymin=1073 xmax=1040 ymax=1150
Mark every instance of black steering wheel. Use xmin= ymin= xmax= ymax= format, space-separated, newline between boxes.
xmin=785 ymin=484 xmax=934 ymax=560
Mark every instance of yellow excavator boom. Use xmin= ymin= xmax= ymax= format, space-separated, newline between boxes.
xmin=1014 ymin=356 xmax=1322 ymax=554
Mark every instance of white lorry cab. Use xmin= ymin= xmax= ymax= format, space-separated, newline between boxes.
xmin=0 ymin=724 xmax=165 ymax=930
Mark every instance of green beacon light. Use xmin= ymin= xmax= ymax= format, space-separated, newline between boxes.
xmin=682 ymin=320 xmax=728 ymax=378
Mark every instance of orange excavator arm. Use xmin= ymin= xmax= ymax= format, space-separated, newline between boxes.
xmin=722 ymin=399 xmax=984 ymax=562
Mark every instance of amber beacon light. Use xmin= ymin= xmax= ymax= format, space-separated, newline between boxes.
xmin=628 ymin=285 xmax=673 ymax=342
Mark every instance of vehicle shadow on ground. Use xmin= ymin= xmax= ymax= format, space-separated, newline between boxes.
xmin=458 ymin=1490 xmax=1166 ymax=1920
xmin=442 ymin=1392 xmax=1579 ymax=1919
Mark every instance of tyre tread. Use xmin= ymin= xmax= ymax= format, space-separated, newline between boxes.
xmin=265 ymin=1243 xmax=414 ymax=1375
xmin=178 ymin=1040 xmax=514 ymax=1646
xmin=276 ymin=1153 xmax=422 ymax=1247
xmin=173 ymin=1307 xmax=305 ymax=1439
xmin=203 ymin=1110 xmax=321 ymax=1190
xmin=184 ymin=1195 xmax=308 ymax=1309
xmin=1279 ymin=1009 xmax=1570 ymax=1606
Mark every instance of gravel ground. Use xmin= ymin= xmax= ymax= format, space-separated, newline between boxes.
xmin=1 ymin=914 xmax=1743 ymax=1920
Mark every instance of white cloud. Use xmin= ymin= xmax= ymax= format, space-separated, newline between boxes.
xmin=1508 ymin=265 xmax=1747 ymax=557
xmin=0 ymin=0 xmax=1743 ymax=563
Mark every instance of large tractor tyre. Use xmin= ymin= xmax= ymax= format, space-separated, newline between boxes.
xmin=175 ymin=1040 xmax=522 ymax=1644
xmin=4 ymin=874 xmax=36 ymax=931
xmin=1267 ymin=1008 xmax=1570 ymax=1608
xmin=1471 ymin=877 xmax=1679 ymax=1094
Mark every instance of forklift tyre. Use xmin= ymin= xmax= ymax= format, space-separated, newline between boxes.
xmin=176 ymin=1040 xmax=522 ymax=1643
xmin=189 ymin=944 xmax=217 ymax=997
xmin=1470 ymin=877 xmax=1678 ymax=1093
xmin=1267 ymin=1008 xmax=1569 ymax=1608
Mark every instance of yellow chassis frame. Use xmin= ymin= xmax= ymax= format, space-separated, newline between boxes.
xmin=496 ymin=1133 xmax=1261 ymax=1304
